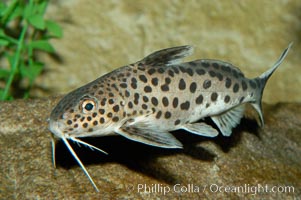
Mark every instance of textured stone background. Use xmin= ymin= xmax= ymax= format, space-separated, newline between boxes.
xmin=0 ymin=98 xmax=300 ymax=199
xmin=35 ymin=0 xmax=301 ymax=103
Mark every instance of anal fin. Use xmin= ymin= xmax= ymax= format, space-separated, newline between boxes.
xmin=116 ymin=123 xmax=183 ymax=149
xmin=181 ymin=122 xmax=219 ymax=137
xmin=211 ymin=105 xmax=245 ymax=136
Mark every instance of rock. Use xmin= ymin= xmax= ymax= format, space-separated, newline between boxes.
xmin=34 ymin=0 xmax=300 ymax=103
xmin=0 ymin=98 xmax=300 ymax=199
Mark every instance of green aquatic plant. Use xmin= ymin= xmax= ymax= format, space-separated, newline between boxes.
xmin=0 ymin=0 xmax=62 ymax=100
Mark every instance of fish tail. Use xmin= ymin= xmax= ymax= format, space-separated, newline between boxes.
xmin=251 ymin=42 xmax=292 ymax=127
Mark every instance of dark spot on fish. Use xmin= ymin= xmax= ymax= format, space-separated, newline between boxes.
xmin=148 ymin=68 xmax=156 ymax=75
xmin=196 ymin=68 xmax=205 ymax=75
xmin=211 ymin=92 xmax=218 ymax=101
xmin=190 ymin=82 xmax=197 ymax=93
xmin=144 ymin=86 xmax=152 ymax=93
xmin=221 ymin=65 xmax=230 ymax=72
xmin=201 ymin=62 xmax=210 ymax=68
xmin=128 ymin=101 xmax=133 ymax=108
xmin=151 ymin=97 xmax=158 ymax=106
xmin=249 ymin=80 xmax=257 ymax=89
xmin=233 ymin=83 xmax=239 ymax=93
xmin=173 ymin=67 xmax=179 ymax=74
xmin=139 ymin=75 xmax=147 ymax=83
xmin=239 ymin=96 xmax=245 ymax=103
xmin=225 ymin=78 xmax=232 ymax=88
xmin=209 ymin=71 xmax=216 ymax=78
xmin=108 ymin=99 xmax=114 ymax=104
xmin=224 ymin=95 xmax=230 ymax=103
xmin=113 ymin=105 xmax=119 ymax=112
xmin=83 ymin=123 xmax=88 ymax=128
xmin=98 ymin=108 xmax=105 ymax=115
xmin=232 ymin=69 xmax=239 ymax=78
xmin=131 ymin=82 xmax=137 ymax=89
xmin=186 ymin=68 xmax=193 ymax=76
xmin=93 ymin=121 xmax=98 ymax=126
xmin=151 ymin=77 xmax=158 ymax=86
xmin=180 ymin=101 xmax=190 ymax=110
xmin=112 ymin=116 xmax=119 ymax=122
xmin=87 ymin=116 xmax=92 ymax=121
xmin=156 ymin=111 xmax=162 ymax=119
xmin=165 ymin=111 xmax=172 ymax=119
xmin=143 ymin=96 xmax=149 ymax=102
xmin=173 ymin=97 xmax=179 ymax=108
xmin=100 ymin=98 xmax=107 ymax=106
xmin=212 ymin=63 xmax=219 ymax=69
xmin=216 ymin=73 xmax=223 ymax=81
xmin=196 ymin=94 xmax=203 ymax=104
xmin=162 ymin=97 xmax=169 ymax=107
xmin=125 ymin=90 xmax=130 ymax=97
xmin=241 ymin=80 xmax=248 ymax=91
xmin=161 ymin=84 xmax=169 ymax=91
xmin=142 ymin=104 xmax=148 ymax=110
xmin=203 ymin=80 xmax=211 ymax=89
xmin=188 ymin=61 xmax=197 ymax=67
xmin=67 ymin=120 xmax=72 ymax=125
xmin=168 ymin=70 xmax=174 ymax=77
xmin=138 ymin=63 xmax=145 ymax=71
xmin=119 ymin=83 xmax=127 ymax=88
xmin=174 ymin=119 xmax=181 ymax=125
xmin=206 ymin=103 xmax=210 ymax=108
xmin=107 ymin=112 xmax=113 ymax=118
xmin=99 ymin=117 xmax=105 ymax=124
xmin=179 ymin=79 xmax=186 ymax=90
xmin=165 ymin=77 xmax=171 ymax=84
xmin=179 ymin=66 xmax=186 ymax=73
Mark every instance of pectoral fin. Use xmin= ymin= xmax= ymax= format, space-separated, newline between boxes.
xmin=211 ymin=105 xmax=245 ymax=136
xmin=181 ymin=122 xmax=219 ymax=137
xmin=116 ymin=123 xmax=183 ymax=148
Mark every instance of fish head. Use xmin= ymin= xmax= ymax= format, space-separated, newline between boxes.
xmin=49 ymin=85 xmax=116 ymax=139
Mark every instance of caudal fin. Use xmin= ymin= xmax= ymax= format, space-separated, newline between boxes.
xmin=251 ymin=43 xmax=292 ymax=127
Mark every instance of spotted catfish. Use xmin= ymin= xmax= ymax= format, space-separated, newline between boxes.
xmin=49 ymin=43 xmax=291 ymax=191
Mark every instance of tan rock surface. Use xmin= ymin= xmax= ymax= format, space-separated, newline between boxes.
xmin=34 ymin=0 xmax=300 ymax=103
xmin=0 ymin=98 xmax=300 ymax=199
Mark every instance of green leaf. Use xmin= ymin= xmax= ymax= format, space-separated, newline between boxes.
xmin=29 ymin=40 xmax=55 ymax=53
xmin=45 ymin=20 xmax=63 ymax=38
xmin=8 ymin=4 xmax=24 ymax=22
xmin=0 ymin=68 xmax=10 ymax=79
xmin=0 ymin=38 xmax=9 ymax=46
xmin=27 ymin=14 xmax=45 ymax=29
xmin=20 ymin=62 xmax=44 ymax=83
xmin=36 ymin=1 xmax=48 ymax=14
xmin=0 ymin=29 xmax=5 ymax=36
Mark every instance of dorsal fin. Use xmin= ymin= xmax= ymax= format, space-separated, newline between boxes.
xmin=140 ymin=45 xmax=194 ymax=66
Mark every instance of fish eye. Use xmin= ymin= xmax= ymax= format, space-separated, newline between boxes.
xmin=84 ymin=103 xmax=94 ymax=111
xmin=81 ymin=99 xmax=97 ymax=114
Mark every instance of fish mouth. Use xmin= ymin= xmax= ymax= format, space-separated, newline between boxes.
xmin=48 ymin=120 xmax=65 ymax=138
